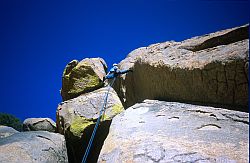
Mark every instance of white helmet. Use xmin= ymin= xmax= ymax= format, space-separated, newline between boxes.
xmin=113 ymin=63 xmax=118 ymax=67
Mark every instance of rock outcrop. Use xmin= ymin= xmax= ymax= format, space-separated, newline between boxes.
xmin=0 ymin=131 xmax=68 ymax=163
xmin=57 ymin=87 xmax=124 ymax=163
xmin=61 ymin=58 xmax=107 ymax=101
xmin=98 ymin=100 xmax=249 ymax=162
xmin=0 ymin=126 xmax=19 ymax=138
xmin=115 ymin=24 xmax=249 ymax=111
xmin=23 ymin=118 xmax=56 ymax=132
xmin=54 ymin=24 xmax=249 ymax=163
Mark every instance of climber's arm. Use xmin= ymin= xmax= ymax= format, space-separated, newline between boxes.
xmin=118 ymin=68 xmax=133 ymax=74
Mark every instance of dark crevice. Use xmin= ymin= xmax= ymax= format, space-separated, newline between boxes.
xmin=36 ymin=135 xmax=55 ymax=144
xmin=229 ymin=118 xmax=249 ymax=125
xmin=42 ymin=147 xmax=57 ymax=152
xmin=156 ymin=114 xmax=166 ymax=117
xmin=155 ymin=97 xmax=248 ymax=113
xmin=65 ymin=120 xmax=112 ymax=163
xmin=243 ymin=61 xmax=249 ymax=83
xmin=196 ymin=124 xmax=221 ymax=130
xmin=186 ymin=25 xmax=249 ymax=52
xmin=194 ymin=158 xmax=212 ymax=162
xmin=186 ymin=110 xmax=212 ymax=114
xmin=222 ymin=114 xmax=249 ymax=125
xmin=209 ymin=114 xmax=217 ymax=118
xmin=168 ymin=116 xmax=179 ymax=119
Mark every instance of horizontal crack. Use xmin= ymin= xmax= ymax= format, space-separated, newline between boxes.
xmin=222 ymin=114 xmax=249 ymax=125
xmin=186 ymin=110 xmax=212 ymax=114
xmin=36 ymin=135 xmax=56 ymax=145
xmin=196 ymin=124 xmax=221 ymax=130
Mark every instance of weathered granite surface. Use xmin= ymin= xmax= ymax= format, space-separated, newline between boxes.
xmin=98 ymin=100 xmax=249 ymax=163
xmin=115 ymin=24 xmax=249 ymax=111
xmin=57 ymin=86 xmax=124 ymax=163
xmin=0 ymin=131 xmax=68 ymax=163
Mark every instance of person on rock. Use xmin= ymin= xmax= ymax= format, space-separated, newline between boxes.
xmin=103 ymin=63 xmax=133 ymax=82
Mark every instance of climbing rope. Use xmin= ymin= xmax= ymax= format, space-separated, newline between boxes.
xmin=81 ymin=77 xmax=116 ymax=163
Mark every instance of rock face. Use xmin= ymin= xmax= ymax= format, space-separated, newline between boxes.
xmin=98 ymin=100 xmax=249 ymax=162
xmin=61 ymin=58 xmax=107 ymax=101
xmin=23 ymin=118 xmax=56 ymax=132
xmin=115 ymin=24 xmax=249 ymax=111
xmin=0 ymin=126 xmax=19 ymax=138
xmin=57 ymin=87 xmax=124 ymax=163
xmin=0 ymin=131 xmax=68 ymax=163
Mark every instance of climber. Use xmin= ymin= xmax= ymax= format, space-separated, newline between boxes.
xmin=103 ymin=63 xmax=133 ymax=81
xmin=82 ymin=63 xmax=132 ymax=163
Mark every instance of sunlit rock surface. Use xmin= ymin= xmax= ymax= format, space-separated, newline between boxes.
xmin=98 ymin=100 xmax=249 ymax=163
xmin=61 ymin=58 xmax=107 ymax=101
xmin=57 ymin=87 xmax=124 ymax=163
xmin=115 ymin=24 xmax=249 ymax=111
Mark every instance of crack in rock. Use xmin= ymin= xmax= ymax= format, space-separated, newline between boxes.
xmin=172 ymin=152 xmax=209 ymax=162
xmin=36 ymin=135 xmax=56 ymax=145
xmin=196 ymin=124 xmax=221 ymax=130
xmin=222 ymin=113 xmax=249 ymax=125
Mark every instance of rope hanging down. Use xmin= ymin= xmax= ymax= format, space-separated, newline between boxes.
xmin=81 ymin=77 xmax=116 ymax=163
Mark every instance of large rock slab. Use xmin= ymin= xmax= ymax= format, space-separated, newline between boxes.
xmin=0 ymin=131 xmax=68 ymax=163
xmin=57 ymin=87 xmax=124 ymax=163
xmin=98 ymin=100 xmax=249 ymax=163
xmin=0 ymin=126 xmax=18 ymax=138
xmin=115 ymin=24 xmax=249 ymax=111
xmin=61 ymin=58 xmax=107 ymax=101
xmin=23 ymin=118 xmax=56 ymax=132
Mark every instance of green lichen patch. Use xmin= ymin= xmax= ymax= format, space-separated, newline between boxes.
xmin=70 ymin=116 xmax=94 ymax=138
xmin=99 ymin=104 xmax=124 ymax=121
xmin=63 ymin=60 xmax=79 ymax=77
xmin=85 ymin=74 xmax=101 ymax=88
xmin=61 ymin=60 xmax=103 ymax=100
xmin=111 ymin=104 xmax=124 ymax=117
xmin=69 ymin=73 xmax=101 ymax=94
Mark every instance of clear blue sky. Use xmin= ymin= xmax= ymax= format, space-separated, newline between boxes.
xmin=0 ymin=0 xmax=249 ymax=121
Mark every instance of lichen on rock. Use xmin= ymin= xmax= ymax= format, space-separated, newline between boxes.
xmin=55 ymin=24 xmax=249 ymax=163
xmin=70 ymin=116 xmax=94 ymax=137
xmin=111 ymin=104 xmax=124 ymax=116
xmin=61 ymin=58 xmax=107 ymax=101
xmin=56 ymin=86 xmax=124 ymax=163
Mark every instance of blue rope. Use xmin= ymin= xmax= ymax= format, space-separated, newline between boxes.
xmin=81 ymin=77 xmax=116 ymax=163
